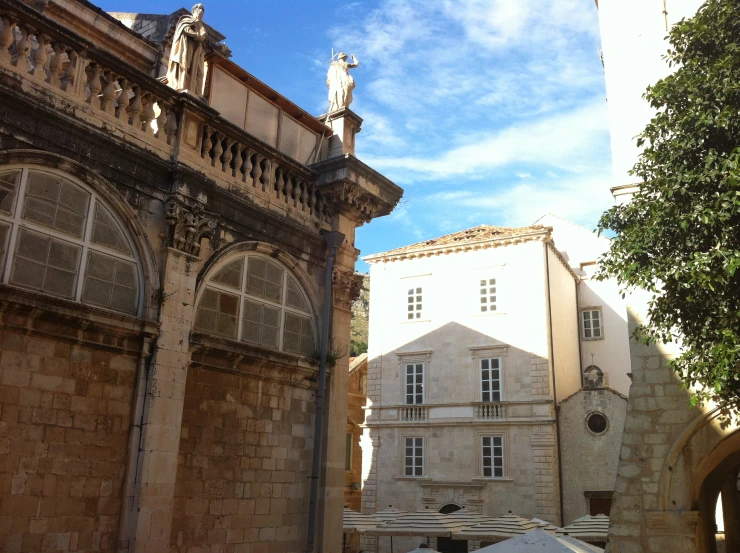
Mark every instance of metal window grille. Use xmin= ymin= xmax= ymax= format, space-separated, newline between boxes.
xmin=482 ymin=436 xmax=504 ymax=478
xmin=404 ymin=436 xmax=424 ymax=477
xmin=481 ymin=358 xmax=501 ymax=402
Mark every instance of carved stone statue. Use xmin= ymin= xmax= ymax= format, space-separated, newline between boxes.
xmin=166 ymin=4 xmax=207 ymax=95
xmin=326 ymin=52 xmax=359 ymax=112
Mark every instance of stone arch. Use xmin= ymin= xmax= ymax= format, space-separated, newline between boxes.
xmin=583 ymin=365 xmax=604 ymax=389
xmin=0 ymin=149 xmax=160 ymax=320
xmin=439 ymin=503 xmax=462 ymax=514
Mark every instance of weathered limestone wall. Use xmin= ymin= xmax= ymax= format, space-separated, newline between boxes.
xmin=171 ymin=368 xmax=315 ymax=553
xmin=0 ymin=329 xmax=140 ymax=552
xmin=559 ymin=388 xmax=627 ymax=525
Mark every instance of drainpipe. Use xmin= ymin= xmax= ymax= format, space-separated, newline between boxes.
xmin=544 ymin=242 xmax=566 ymax=527
xmin=306 ymin=229 xmax=346 ymax=553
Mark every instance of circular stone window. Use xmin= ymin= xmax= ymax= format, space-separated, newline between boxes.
xmin=586 ymin=412 xmax=609 ymax=435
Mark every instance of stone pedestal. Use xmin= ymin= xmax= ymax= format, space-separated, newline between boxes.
xmin=319 ymin=108 xmax=363 ymax=159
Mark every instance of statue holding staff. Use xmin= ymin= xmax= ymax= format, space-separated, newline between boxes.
xmin=167 ymin=3 xmax=207 ymax=95
xmin=326 ymin=52 xmax=359 ymax=112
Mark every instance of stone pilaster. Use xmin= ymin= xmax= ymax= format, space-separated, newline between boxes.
xmin=319 ymin=108 xmax=363 ymax=159
xmin=531 ymin=426 xmax=559 ymax=523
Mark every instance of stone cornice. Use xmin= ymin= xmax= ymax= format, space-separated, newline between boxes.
xmin=364 ymin=229 xmax=550 ymax=264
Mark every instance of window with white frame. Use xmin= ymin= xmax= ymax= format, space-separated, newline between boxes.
xmin=479 ymin=278 xmax=497 ymax=312
xmin=480 ymin=357 xmax=502 ymax=402
xmin=482 ymin=436 xmax=504 ymax=478
xmin=404 ymin=363 xmax=424 ymax=404
xmin=581 ymin=308 xmax=603 ymax=339
xmin=404 ymin=436 xmax=424 ymax=477
xmin=0 ymin=167 xmax=141 ymax=315
xmin=194 ymin=254 xmax=315 ymax=355
xmin=407 ymin=286 xmax=422 ymax=320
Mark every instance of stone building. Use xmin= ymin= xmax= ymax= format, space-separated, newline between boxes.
xmin=345 ymin=353 xmax=367 ymax=512
xmin=593 ymin=1 xmax=740 ymax=552
xmin=0 ymin=2 xmax=401 ymax=553
xmin=361 ymin=216 xmax=631 ymax=553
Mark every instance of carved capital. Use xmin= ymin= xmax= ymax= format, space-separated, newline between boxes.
xmin=332 ymin=268 xmax=364 ymax=311
xmin=164 ymin=195 xmax=217 ymax=257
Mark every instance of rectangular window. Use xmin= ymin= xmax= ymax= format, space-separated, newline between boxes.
xmin=482 ymin=436 xmax=504 ymax=478
xmin=405 ymin=363 xmax=424 ymax=405
xmin=404 ymin=437 xmax=424 ymax=477
xmin=407 ymin=287 xmax=422 ymax=320
xmin=582 ymin=309 xmax=603 ymax=339
xmin=479 ymin=278 xmax=496 ymax=312
xmin=480 ymin=358 xmax=501 ymax=402
xmin=345 ymin=433 xmax=352 ymax=471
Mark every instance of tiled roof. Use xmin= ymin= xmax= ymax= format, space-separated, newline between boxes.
xmin=364 ymin=225 xmax=547 ymax=261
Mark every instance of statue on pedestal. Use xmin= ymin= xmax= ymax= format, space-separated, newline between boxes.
xmin=327 ymin=52 xmax=359 ymax=112
xmin=167 ymin=4 xmax=207 ymax=95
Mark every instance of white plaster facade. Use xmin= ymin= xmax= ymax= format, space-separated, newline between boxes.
xmin=361 ymin=219 xmax=632 ymax=551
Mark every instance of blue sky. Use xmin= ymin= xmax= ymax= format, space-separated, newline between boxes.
xmin=99 ymin=0 xmax=614 ymax=272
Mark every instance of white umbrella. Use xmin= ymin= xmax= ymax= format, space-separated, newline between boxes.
xmin=368 ymin=509 xmax=471 ymax=538
xmin=476 ymin=529 xmax=603 ymax=553
xmin=405 ymin=546 xmax=442 ymax=553
xmin=556 ymin=514 xmax=609 ymax=544
xmin=451 ymin=511 xmax=540 ymax=542
xmin=371 ymin=505 xmax=409 ymax=553
xmin=343 ymin=507 xmax=380 ymax=534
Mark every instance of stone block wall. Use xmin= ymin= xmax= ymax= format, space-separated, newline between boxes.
xmin=171 ymin=366 xmax=315 ymax=553
xmin=0 ymin=328 xmax=139 ymax=552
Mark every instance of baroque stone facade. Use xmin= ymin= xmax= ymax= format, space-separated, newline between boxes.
xmin=0 ymin=2 xmax=402 ymax=553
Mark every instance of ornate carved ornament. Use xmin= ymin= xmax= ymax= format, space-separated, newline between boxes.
xmin=332 ymin=268 xmax=364 ymax=311
xmin=164 ymin=195 xmax=217 ymax=257
xmin=321 ymin=182 xmax=385 ymax=225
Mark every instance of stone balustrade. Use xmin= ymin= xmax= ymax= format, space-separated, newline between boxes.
xmin=474 ymin=403 xmax=505 ymax=420
xmin=399 ymin=405 xmax=428 ymax=422
xmin=0 ymin=0 xmax=330 ymax=224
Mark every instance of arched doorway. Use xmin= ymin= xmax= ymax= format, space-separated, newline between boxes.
xmin=438 ymin=504 xmax=466 ymax=553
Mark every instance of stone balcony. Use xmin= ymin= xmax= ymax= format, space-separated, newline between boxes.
xmin=0 ymin=0 xmax=401 ymax=228
xmin=365 ymin=400 xmax=556 ymax=426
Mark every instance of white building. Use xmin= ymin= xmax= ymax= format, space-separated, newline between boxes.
xmin=360 ymin=217 xmax=631 ymax=553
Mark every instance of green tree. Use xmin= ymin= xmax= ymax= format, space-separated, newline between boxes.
xmin=597 ymin=0 xmax=740 ymax=417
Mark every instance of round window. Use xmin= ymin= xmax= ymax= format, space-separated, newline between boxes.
xmin=586 ymin=412 xmax=608 ymax=435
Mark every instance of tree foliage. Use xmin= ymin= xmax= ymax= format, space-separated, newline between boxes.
xmin=597 ymin=0 xmax=740 ymax=417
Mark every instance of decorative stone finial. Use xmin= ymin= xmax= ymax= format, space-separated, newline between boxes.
xmin=166 ymin=4 xmax=207 ymax=96
xmin=326 ymin=51 xmax=359 ymax=112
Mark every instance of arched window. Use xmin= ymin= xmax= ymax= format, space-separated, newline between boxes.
xmin=194 ymin=253 xmax=315 ymax=355
xmin=0 ymin=167 xmax=141 ymax=315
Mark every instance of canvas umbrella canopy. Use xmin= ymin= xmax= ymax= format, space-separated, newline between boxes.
xmin=367 ymin=509 xmax=471 ymax=538
xmin=476 ymin=528 xmax=604 ymax=553
xmin=445 ymin=508 xmax=499 ymax=528
xmin=343 ymin=508 xmax=380 ymax=534
xmin=451 ymin=511 xmax=540 ymax=542
xmin=530 ymin=518 xmax=562 ymax=535
xmin=374 ymin=505 xmax=409 ymax=523
xmin=556 ymin=515 xmax=609 ymax=544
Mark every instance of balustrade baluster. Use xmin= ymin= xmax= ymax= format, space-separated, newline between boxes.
xmin=85 ymin=62 xmax=103 ymax=109
xmin=141 ymin=93 xmax=156 ymax=134
xmin=46 ymin=42 xmax=63 ymax=87
xmin=155 ymin=100 xmax=168 ymax=141
xmin=233 ymin=144 xmax=245 ymax=179
xmin=165 ymin=105 xmax=178 ymax=145
xmin=251 ymin=154 xmax=263 ymax=188
xmin=260 ymin=159 xmax=271 ymax=192
xmin=13 ymin=25 xmax=30 ymax=72
xmin=275 ymin=167 xmax=284 ymax=200
xmin=284 ymin=174 xmax=293 ymax=204
xmin=211 ymin=132 xmax=223 ymax=168
xmin=100 ymin=70 xmax=117 ymax=115
xmin=30 ymin=33 xmax=48 ymax=79
xmin=114 ymin=78 xmax=130 ymax=120
xmin=241 ymin=149 xmax=253 ymax=183
xmin=60 ymin=49 xmax=77 ymax=92
xmin=201 ymin=125 xmax=213 ymax=160
xmin=308 ymin=185 xmax=317 ymax=216
xmin=221 ymin=138 xmax=234 ymax=173
xmin=0 ymin=17 xmax=14 ymax=65
xmin=300 ymin=180 xmax=308 ymax=211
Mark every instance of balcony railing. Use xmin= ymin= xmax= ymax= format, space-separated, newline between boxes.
xmin=399 ymin=405 xmax=428 ymax=422
xmin=0 ymin=0 xmax=330 ymax=223
xmin=474 ymin=403 xmax=505 ymax=420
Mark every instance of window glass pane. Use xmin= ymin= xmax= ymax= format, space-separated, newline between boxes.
xmin=194 ymin=287 xmax=239 ymax=339
xmin=286 ymin=275 xmax=309 ymax=312
xmin=0 ymin=222 xmax=9 ymax=265
xmin=23 ymin=171 xmax=90 ymax=238
xmin=284 ymin=312 xmax=313 ymax=355
xmin=10 ymin=228 xmax=80 ymax=298
xmin=241 ymin=298 xmax=280 ymax=348
xmin=247 ymin=257 xmax=284 ymax=303
xmin=0 ymin=170 xmax=20 ymax=215
xmin=82 ymin=251 xmax=138 ymax=314
xmin=91 ymin=203 xmax=132 ymax=255
xmin=212 ymin=258 xmax=244 ymax=290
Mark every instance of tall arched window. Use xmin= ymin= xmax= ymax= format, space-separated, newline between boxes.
xmin=195 ymin=253 xmax=315 ymax=355
xmin=0 ymin=167 xmax=142 ymax=315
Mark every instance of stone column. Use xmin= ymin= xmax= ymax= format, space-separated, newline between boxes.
xmin=531 ymin=426 xmax=560 ymax=523
xmin=721 ymin=470 xmax=740 ymax=553
xmin=123 ymin=197 xmax=215 ymax=553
